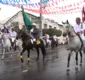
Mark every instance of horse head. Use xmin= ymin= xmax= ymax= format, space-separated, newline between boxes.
xmin=62 ymin=20 xmax=73 ymax=36
xmin=18 ymin=29 xmax=31 ymax=42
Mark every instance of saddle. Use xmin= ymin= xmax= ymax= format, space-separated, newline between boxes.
xmin=31 ymin=38 xmax=41 ymax=45
xmin=36 ymin=39 xmax=41 ymax=44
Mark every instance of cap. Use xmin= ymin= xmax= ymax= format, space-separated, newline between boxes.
xmin=33 ymin=23 xmax=36 ymax=26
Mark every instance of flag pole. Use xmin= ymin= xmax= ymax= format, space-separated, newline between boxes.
xmin=82 ymin=6 xmax=84 ymax=23
xmin=40 ymin=0 xmax=43 ymax=37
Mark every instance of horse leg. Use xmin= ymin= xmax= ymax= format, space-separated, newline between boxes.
xmin=27 ymin=50 xmax=30 ymax=62
xmin=67 ymin=51 xmax=72 ymax=71
xmin=51 ymin=41 xmax=54 ymax=49
xmin=79 ymin=50 xmax=82 ymax=66
xmin=40 ymin=46 xmax=46 ymax=61
xmin=9 ymin=46 xmax=13 ymax=59
xmin=1 ymin=44 xmax=3 ymax=54
xmin=36 ymin=48 xmax=39 ymax=61
xmin=13 ymin=40 xmax=17 ymax=51
xmin=56 ymin=41 xmax=58 ymax=47
xmin=20 ymin=48 xmax=25 ymax=63
xmin=1 ymin=47 xmax=5 ymax=59
xmin=75 ymin=51 xmax=78 ymax=67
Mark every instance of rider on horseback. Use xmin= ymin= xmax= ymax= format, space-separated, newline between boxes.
xmin=73 ymin=17 xmax=85 ymax=53
xmin=30 ymin=23 xmax=40 ymax=43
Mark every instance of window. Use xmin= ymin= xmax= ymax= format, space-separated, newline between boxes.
xmin=54 ymin=27 xmax=56 ymax=29
xmin=44 ymin=24 xmax=47 ymax=29
xmin=49 ymin=25 xmax=52 ymax=29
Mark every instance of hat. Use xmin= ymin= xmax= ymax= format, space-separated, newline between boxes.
xmin=33 ymin=23 xmax=36 ymax=26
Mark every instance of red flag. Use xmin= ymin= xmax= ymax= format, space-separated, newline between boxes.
xmin=82 ymin=6 xmax=85 ymax=35
xmin=82 ymin=6 xmax=85 ymax=22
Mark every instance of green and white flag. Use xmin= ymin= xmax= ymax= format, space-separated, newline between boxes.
xmin=22 ymin=6 xmax=33 ymax=31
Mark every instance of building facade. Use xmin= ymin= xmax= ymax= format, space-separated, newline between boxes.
xmin=3 ymin=11 xmax=64 ymax=32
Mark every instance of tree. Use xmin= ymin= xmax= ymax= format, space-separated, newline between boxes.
xmin=43 ymin=29 xmax=62 ymax=36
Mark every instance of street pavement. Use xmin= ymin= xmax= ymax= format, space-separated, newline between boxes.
xmin=0 ymin=45 xmax=85 ymax=80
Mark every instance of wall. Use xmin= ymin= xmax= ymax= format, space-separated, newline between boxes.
xmin=4 ymin=11 xmax=64 ymax=32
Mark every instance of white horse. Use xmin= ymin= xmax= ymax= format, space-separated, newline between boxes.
xmin=1 ymin=32 xmax=23 ymax=59
xmin=62 ymin=20 xmax=83 ymax=71
xmin=1 ymin=32 xmax=12 ymax=59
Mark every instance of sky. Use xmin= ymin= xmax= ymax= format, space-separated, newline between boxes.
xmin=0 ymin=0 xmax=84 ymax=25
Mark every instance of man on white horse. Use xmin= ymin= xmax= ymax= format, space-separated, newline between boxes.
xmin=73 ymin=17 xmax=85 ymax=53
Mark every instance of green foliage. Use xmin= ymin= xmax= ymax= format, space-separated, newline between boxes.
xmin=63 ymin=32 xmax=68 ymax=37
xmin=43 ymin=29 xmax=62 ymax=36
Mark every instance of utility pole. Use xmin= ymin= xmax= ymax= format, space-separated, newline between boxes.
xmin=40 ymin=0 xmax=43 ymax=37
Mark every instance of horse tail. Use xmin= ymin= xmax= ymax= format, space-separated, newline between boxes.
xmin=40 ymin=39 xmax=46 ymax=55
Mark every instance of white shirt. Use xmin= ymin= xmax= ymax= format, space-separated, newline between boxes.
xmin=10 ymin=31 xmax=17 ymax=38
xmin=9 ymin=31 xmax=17 ymax=42
xmin=73 ymin=24 xmax=82 ymax=33
xmin=73 ymin=23 xmax=85 ymax=40
xmin=30 ymin=28 xmax=34 ymax=33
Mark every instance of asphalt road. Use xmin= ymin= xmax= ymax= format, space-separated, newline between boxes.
xmin=0 ymin=45 xmax=85 ymax=80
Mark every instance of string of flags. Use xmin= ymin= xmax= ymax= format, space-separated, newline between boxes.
xmin=0 ymin=0 xmax=84 ymax=15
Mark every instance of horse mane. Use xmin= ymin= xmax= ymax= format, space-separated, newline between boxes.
xmin=18 ymin=30 xmax=31 ymax=41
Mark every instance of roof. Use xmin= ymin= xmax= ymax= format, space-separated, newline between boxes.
xmin=58 ymin=24 xmax=63 ymax=27
xmin=2 ymin=10 xmax=61 ymax=26
xmin=4 ymin=10 xmax=40 ymax=25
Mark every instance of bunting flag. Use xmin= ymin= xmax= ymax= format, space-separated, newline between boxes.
xmin=21 ymin=6 xmax=33 ymax=30
xmin=0 ymin=0 xmax=30 ymax=5
xmin=0 ymin=0 xmax=84 ymax=15
xmin=42 ymin=0 xmax=49 ymax=4
xmin=42 ymin=0 xmax=49 ymax=9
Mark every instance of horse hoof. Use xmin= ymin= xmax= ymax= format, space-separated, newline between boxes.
xmin=21 ymin=60 xmax=24 ymax=63
xmin=75 ymin=66 xmax=78 ymax=70
xmin=66 ymin=68 xmax=70 ymax=72
xmin=28 ymin=61 xmax=30 ymax=63
xmin=27 ymin=58 xmax=30 ymax=62
xmin=75 ymin=65 xmax=78 ymax=68
xmin=80 ymin=63 xmax=82 ymax=67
